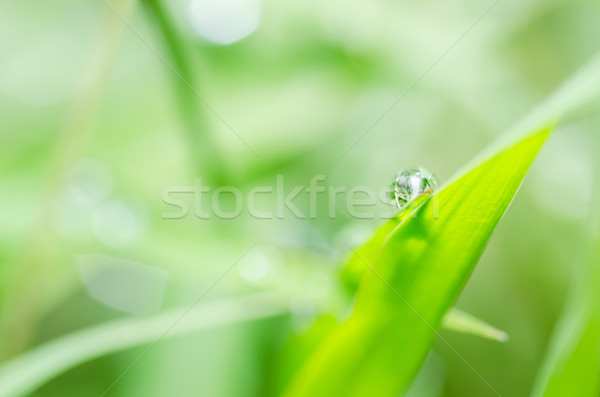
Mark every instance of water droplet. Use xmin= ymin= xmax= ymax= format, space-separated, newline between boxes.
xmin=390 ymin=167 xmax=437 ymax=209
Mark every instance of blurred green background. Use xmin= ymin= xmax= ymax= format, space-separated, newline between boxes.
xmin=0 ymin=0 xmax=599 ymax=395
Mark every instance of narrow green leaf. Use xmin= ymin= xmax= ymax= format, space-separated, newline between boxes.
xmin=340 ymin=197 xmax=509 ymax=343
xmin=283 ymin=125 xmax=551 ymax=397
xmin=340 ymin=193 xmax=431 ymax=296
xmin=0 ymin=293 xmax=286 ymax=397
xmin=532 ymin=312 xmax=600 ymax=397
xmin=531 ymin=136 xmax=600 ymax=397
xmin=442 ymin=308 xmax=508 ymax=343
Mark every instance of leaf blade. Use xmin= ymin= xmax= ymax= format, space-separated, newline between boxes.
xmin=284 ymin=126 xmax=552 ymax=397
xmin=531 ymin=134 xmax=600 ymax=397
xmin=0 ymin=293 xmax=286 ymax=397
xmin=442 ymin=309 xmax=509 ymax=343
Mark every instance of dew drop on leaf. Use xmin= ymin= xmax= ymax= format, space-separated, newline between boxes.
xmin=390 ymin=167 xmax=437 ymax=209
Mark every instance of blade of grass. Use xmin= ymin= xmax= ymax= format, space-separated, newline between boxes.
xmin=0 ymin=292 xmax=286 ymax=397
xmin=283 ymin=125 xmax=552 ymax=397
xmin=530 ymin=133 xmax=600 ymax=397
xmin=143 ymin=0 xmax=234 ymax=184
xmin=442 ymin=308 xmax=508 ymax=343
xmin=282 ymin=50 xmax=600 ymax=397
xmin=341 ymin=196 xmax=509 ymax=343
xmin=340 ymin=193 xmax=432 ymax=296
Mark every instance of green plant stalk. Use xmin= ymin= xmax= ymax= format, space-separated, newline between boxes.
xmin=144 ymin=0 xmax=230 ymax=186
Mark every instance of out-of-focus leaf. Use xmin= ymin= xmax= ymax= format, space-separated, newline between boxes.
xmin=0 ymin=293 xmax=286 ymax=397
xmin=283 ymin=125 xmax=551 ymax=397
xmin=442 ymin=308 xmax=508 ymax=343
xmin=531 ymin=136 xmax=600 ymax=397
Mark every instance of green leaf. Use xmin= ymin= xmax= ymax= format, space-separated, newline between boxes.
xmin=530 ymin=135 xmax=600 ymax=397
xmin=0 ymin=293 xmax=286 ymax=397
xmin=442 ymin=308 xmax=508 ymax=343
xmin=532 ymin=311 xmax=600 ymax=397
xmin=340 ymin=196 xmax=509 ymax=343
xmin=283 ymin=125 xmax=552 ymax=397
xmin=339 ymin=193 xmax=431 ymax=297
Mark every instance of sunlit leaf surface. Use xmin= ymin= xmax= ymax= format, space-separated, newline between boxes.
xmin=284 ymin=126 xmax=552 ymax=397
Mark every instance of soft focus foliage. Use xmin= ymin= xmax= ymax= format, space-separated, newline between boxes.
xmin=0 ymin=0 xmax=599 ymax=396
